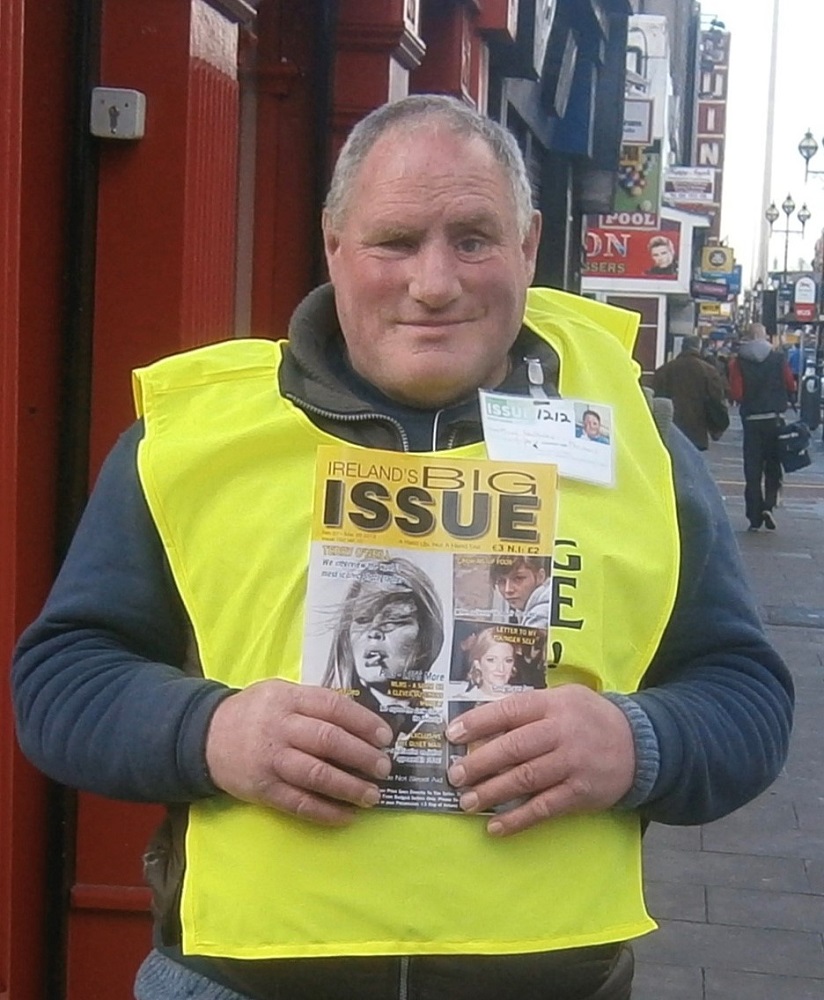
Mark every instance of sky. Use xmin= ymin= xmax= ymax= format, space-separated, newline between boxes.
xmin=701 ymin=0 xmax=824 ymax=287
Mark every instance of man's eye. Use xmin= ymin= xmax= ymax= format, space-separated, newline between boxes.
xmin=378 ymin=237 xmax=415 ymax=252
xmin=457 ymin=236 xmax=486 ymax=254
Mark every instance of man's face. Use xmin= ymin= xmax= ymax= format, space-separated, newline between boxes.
xmin=323 ymin=123 xmax=541 ymax=408
xmin=349 ymin=598 xmax=421 ymax=684
xmin=651 ymin=243 xmax=674 ymax=268
xmin=583 ymin=413 xmax=601 ymax=439
xmin=496 ymin=566 xmax=545 ymax=611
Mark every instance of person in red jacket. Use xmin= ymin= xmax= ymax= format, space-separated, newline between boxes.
xmin=727 ymin=323 xmax=796 ymax=530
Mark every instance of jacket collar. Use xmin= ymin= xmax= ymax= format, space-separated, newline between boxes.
xmin=279 ymin=283 xmax=561 ymax=435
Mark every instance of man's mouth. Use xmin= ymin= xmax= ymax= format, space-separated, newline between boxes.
xmin=398 ymin=318 xmax=472 ymax=330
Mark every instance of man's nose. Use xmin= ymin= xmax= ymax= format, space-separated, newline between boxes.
xmin=408 ymin=242 xmax=462 ymax=308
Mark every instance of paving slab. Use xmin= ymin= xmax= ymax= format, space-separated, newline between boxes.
xmin=705 ymin=969 xmax=824 ymax=1000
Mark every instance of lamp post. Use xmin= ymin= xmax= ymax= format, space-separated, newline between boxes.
xmin=753 ymin=276 xmax=764 ymax=322
xmin=796 ymin=130 xmax=824 ymax=400
xmin=799 ymin=129 xmax=824 ymax=180
xmin=764 ymin=194 xmax=811 ymax=294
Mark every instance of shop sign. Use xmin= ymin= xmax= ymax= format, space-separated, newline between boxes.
xmin=613 ymin=141 xmax=662 ymax=223
xmin=662 ymin=166 xmax=717 ymax=215
xmin=700 ymin=245 xmax=734 ymax=276
xmin=583 ymin=221 xmax=681 ymax=281
xmin=698 ymin=301 xmax=732 ymax=319
xmin=794 ymin=276 xmax=817 ymax=321
xmin=623 ymin=99 xmax=653 ymax=145
xmin=691 ymin=279 xmax=728 ymax=301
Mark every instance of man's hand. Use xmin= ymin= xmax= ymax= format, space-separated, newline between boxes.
xmin=205 ymin=679 xmax=393 ymax=827
xmin=446 ymin=685 xmax=635 ymax=837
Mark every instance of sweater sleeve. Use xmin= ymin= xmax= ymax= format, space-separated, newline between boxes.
xmin=625 ymin=428 xmax=794 ymax=825
xmin=11 ymin=422 xmax=233 ymax=803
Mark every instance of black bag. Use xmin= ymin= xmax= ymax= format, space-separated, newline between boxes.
xmin=778 ymin=420 xmax=812 ymax=473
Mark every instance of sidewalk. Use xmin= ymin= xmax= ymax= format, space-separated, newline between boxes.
xmin=632 ymin=413 xmax=824 ymax=999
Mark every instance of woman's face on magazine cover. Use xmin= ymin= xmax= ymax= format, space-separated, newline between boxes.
xmin=350 ymin=597 xmax=421 ymax=683
xmin=474 ymin=641 xmax=515 ymax=695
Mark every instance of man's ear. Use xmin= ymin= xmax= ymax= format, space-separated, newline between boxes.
xmin=535 ymin=568 xmax=547 ymax=585
xmin=522 ymin=210 xmax=542 ymax=283
xmin=322 ymin=211 xmax=340 ymax=267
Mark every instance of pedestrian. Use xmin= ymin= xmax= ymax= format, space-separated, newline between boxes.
xmin=786 ymin=342 xmax=802 ymax=396
xmin=11 ymin=94 xmax=793 ymax=1000
xmin=728 ymin=322 xmax=796 ymax=531
xmin=653 ymin=335 xmax=730 ymax=450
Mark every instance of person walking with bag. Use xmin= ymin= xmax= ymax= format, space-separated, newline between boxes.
xmin=728 ymin=323 xmax=796 ymax=531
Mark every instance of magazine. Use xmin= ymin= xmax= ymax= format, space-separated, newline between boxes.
xmin=301 ymin=444 xmax=559 ymax=812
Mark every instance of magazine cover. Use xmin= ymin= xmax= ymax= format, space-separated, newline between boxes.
xmin=301 ymin=444 xmax=558 ymax=811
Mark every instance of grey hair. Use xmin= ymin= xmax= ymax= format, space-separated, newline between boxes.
xmin=745 ymin=323 xmax=768 ymax=342
xmin=324 ymin=94 xmax=535 ymax=239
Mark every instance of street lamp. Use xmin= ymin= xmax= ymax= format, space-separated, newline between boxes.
xmin=752 ymin=277 xmax=764 ymax=322
xmin=799 ymin=129 xmax=824 ymax=180
xmin=796 ymin=130 xmax=824 ymax=392
xmin=765 ymin=194 xmax=811 ymax=286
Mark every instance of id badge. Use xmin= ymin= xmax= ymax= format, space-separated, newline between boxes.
xmin=479 ymin=390 xmax=615 ymax=487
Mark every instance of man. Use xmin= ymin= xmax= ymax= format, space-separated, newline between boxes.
xmin=728 ymin=323 xmax=796 ymax=531
xmin=490 ymin=555 xmax=551 ymax=626
xmin=653 ymin=335 xmax=730 ymax=451
xmin=12 ymin=95 xmax=792 ymax=1000
xmin=644 ymin=235 xmax=677 ymax=276
xmin=576 ymin=408 xmax=610 ymax=443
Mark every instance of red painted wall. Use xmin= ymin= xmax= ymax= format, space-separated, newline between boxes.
xmin=1 ymin=1 xmax=73 ymax=996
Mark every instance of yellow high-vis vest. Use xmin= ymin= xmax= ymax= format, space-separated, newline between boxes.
xmin=133 ymin=288 xmax=679 ymax=960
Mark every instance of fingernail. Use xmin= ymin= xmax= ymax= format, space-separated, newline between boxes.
xmin=362 ymin=786 xmax=381 ymax=807
xmin=448 ymin=764 xmax=465 ymax=786
xmin=375 ymin=757 xmax=391 ymax=779
xmin=376 ymin=726 xmax=393 ymax=746
xmin=488 ymin=820 xmax=504 ymax=836
xmin=446 ymin=721 xmax=465 ymax=741
xmin=459 ymin=791 xmax=479 ymax=812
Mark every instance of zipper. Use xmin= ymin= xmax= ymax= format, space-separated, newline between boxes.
xmin=431 ymin=408 xmax=445 ymax=451
xmin=399 ymin=955 xmax=410 ymax=1000
xmin=284 ymin=395 xmax=411 ymax=452
xmin=289 ymin=395 xmax=480 ymax=452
